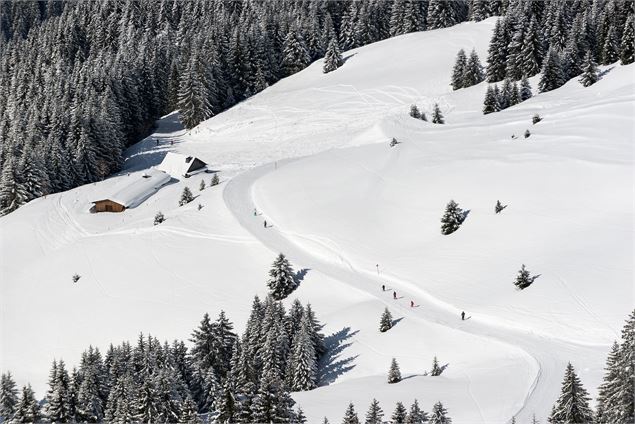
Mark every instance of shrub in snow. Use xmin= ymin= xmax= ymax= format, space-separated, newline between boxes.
xmin=267 ymin=253 xmax=297 ymax=300
xmin=199 ymin=179 xmax=206 ymax=191
xmin=379 ymin=308 xmax=393 ymax=332
xmin=549 ymin=363 xmax=594 ymax=424
xmin=514 ymin=264 xmax=539 ymax=290
xmin=390 ymin=138 xmax=399 ymax=148
xmin=524 ymin=129 xmax=531 ymax=139
xmin=365 ymin=399 xmax=384 ymax=424
xmin=391 ymin=402 xmax=407 ymax=423
xmin=410 ymin=105 xmax=422 ymax=119
xmin=432 ymin=103 xmax=445 ymax=124
xmin=387 ymin=358 xmax=402 ymax=384
xmin=179 ymin=187 xmax=194 ymax=206
xmin=154 ymin=211 xmax=165 ymax=225
xmin=72 ymin=274 xmax=81 ymax=283
xmin=342 ymin=402 xmax=360 ymax=424
xmin=532 ymin=114 xmax=542 ymax=124
xmin=211 ymin=174 xmax=220 ymax=186
xmin=430 ymin=356 xmax=443 ymax=376
xmin=440 ymin=200 xmax=465 ymax=235
xmin=495 ymin=200 xmax=507 ymax=214
xmin=197 ymin=203 xmax=203 ymax=211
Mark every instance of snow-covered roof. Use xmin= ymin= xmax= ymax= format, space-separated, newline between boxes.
xmin=93 ymin=168 xmax=171 ymax=208
xmin=157 ymin=152 xmax=207 ymax=177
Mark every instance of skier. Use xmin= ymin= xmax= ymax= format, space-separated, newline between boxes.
xmin=382 ymin=284 xmax=385 ymax=292
xmin=264 ymin=220 xmax=267 ymax=228
xmin=410 ymin=300 xmax=414 ymax=308
xmin=170 ymin=140 xmax=174 ymax=145
xmin=461 ymin=311 xmax=465 ymax=321
xmin=155 ymin=139 xmax=159 ymax=146
xmin=393 ymin=291 xmax=397 ymax=300
xmin=253 ymin=208 xmax=257 ymax=216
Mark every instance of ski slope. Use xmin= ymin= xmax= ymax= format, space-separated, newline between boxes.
xmin=2 ymin=17 xmax=633 ymax=423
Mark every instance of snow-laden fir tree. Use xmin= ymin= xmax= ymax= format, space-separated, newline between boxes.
xmin=379 ymin=307 xmax=393 ymax=332
xmin=520 ymin=76 xmax=533 ymax=101
xmin=342 ymin=402 xmax=360 ymax=424
xmin=620 ymin=15 xmax=634 ymax=65
xmin=213 ymin=381 xmax=236 ymax=423
xmin=134 ymin=377 xmax=160 ymax=422
xmin=288 ymin=314 xmax=318 ymax=391
xmin=521 ymin=16 xmax=544 ymax=78
xmin=451 ymin=49 xmax=467 ymax=90
xmin=0 ymin=372 xmax=18 ymax=421
xmin=154 ymin=211 xmax=165 ymax=226
xmin=579 ymin=51 xmax=599 ymax=87
xmin=602 ymin=25 xmax=620 ymax=65
xmin=510 ymin=82 xmax=521 ymax=106
xmin=410 ymin=105 xmax=422 ymax=119
xmin=440 ymin=200 xmax=465 ymax=235
xmin=251 ymin=372 xmax=295 ymax=424
xmin=388 ymin=358 xmax=402 ymax=384
xmin=179 ymin=187 xmax=194 ymax=206
xmin=431 ymin=356 xmax=443 ymax=376
xmin=514 ymin=264 xmax=538 ymax=290
xmin=268 ymin=253 xmax=297 ymax=300
xmin=595 ymin=341 xmax=620 ymax=423
xmin=11 ymin=384 xmax=40 ymax=423
xmin=532 ymin=114 xmax=542 ymax=125
xmin=282 ymin=27 xmax=311 ymax=77
xmin=432 ymin=103 xmax=445 ymax=124
xmin=539 ymin=47 xmax=566 ymax=93
xmin=392 ymin=402 xmax=408 ymax=423
xmin=463 ymin=49 xmax=485 ymax=87
xmin=548 ymin=363 xmax=594 ymax=423
xmin=178 ymin=54 xmax=213 ymax=130
xmin=211 ymin=173 xmax=220 ymax=186
xmin=487 ymin=19 xmax=508 ymax=82
xmin=180 ymin=396 xmax=201 ymax=424
xmin=406 ymin=399 xmax=428 ymax=424
xmin=524 ymin=129 xmax=531 ymax=139
xmin=483 ymin=85 xmax=498 ymax=115
xmin=323 ymin=37 xmax=344 ymax=74
xmin=499 ymin=78 xmax=512 ymax=110
xmin=364 ymin=399 xmax=384 ymax=424
xmin=46 ymin=359 xmax=72 ymax=422
xmin=104 ymin=375 xmax=135 ymax=422
xmin=199 ymin=179 xmax=206 ymax=191
xmin=429 ymin=401 xmax=452 ymax=424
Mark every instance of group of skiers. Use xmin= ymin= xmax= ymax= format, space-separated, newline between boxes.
xmin=381 ymin=282 xmax=466 ymax=320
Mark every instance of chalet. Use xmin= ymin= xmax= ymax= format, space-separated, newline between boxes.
xmin=157 ymin=152 xmax=207 ymax=178
xmin=92 ymin=169 xmax=171 ymax=213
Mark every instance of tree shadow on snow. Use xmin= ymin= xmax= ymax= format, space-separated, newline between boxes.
xmin=318 ymin=326 xmax=359 ymax=386
xmin=440 ymin=363 xmax=450 ymax=374
xmin=294 ymin=268 xmax=310 ymax=286
xmin=343 ymin=53 xmax=357 ymax=64
xmin=599 ymin=66 xmax=615 ymax=78
xmin=391 ymin=317 xmax=404 ymax=327
xmin=462 ymin=209 xmax=471 ymax=222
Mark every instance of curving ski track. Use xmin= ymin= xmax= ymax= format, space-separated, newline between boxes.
xmin=223 ymin=160 xmax=607 ymax=423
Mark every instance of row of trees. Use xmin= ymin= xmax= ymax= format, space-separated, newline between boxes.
xmin=340 ymin=398 xmax=451 ymax=424
xmin=0 ymin=0 xmax=479 ymax=215
xmin=483 ymin=77 xmax=532 ymax=114
xmin=0 ymin=295 xmax=326 ymax=423
xmin=409 ymin=104 xmax=445 ymax=124
xmin=451 ymin=49 xmax=485 ymax=90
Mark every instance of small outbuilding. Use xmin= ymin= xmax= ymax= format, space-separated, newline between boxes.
xmin=92 ymin=169 xmax=172 ymax=213
xmin=157 ymin=152 xmax=207 ymax=178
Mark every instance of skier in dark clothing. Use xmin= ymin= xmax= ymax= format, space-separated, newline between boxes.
xmin=393 ymin=291 xmax=397 ymax=300
xmin=410 ymin=300 xmax=414 ymax=307
xmin=461 ymin=311 xmax=465 ymax=321
xmin=382 ymin=284 xmax=385 ymax=292
xmin=264 ymin=220 xmax=267 ymax=228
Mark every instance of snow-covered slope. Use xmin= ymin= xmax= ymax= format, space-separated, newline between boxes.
xmin=2 ymin=17 xmax=633 ymax=424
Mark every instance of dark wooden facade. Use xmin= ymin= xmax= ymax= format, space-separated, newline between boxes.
xmin=93 ymin=199 xmax=126 ymax=213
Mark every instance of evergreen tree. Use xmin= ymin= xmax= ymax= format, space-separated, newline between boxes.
xmin=11 ymin=384 xmax=41 ymax=423
xmin=288 ymin=314 xmax=318 ymax=391
xmin=487 ymin=19 xmax=508 ymax=82
xmin=251 ymin=373 xmax=295 ymax=424
xmin=521 ymin=16 xmax=544 ymax=78
xmin=463 ymin=49 xmax=485 ymax=87
xmin=391 ymin=402 xmax=408 ymax=423
xmin=406 ymin=399 xmax=428 ymax=423
xmin=432 ymin=103 xmax=445 ymax=124
xmin=342 ymin=402 xmax=360 ymax=424
xmin=282 ymin=27 xmax=311 ymax=77
xmin=213 ymin=381 xmax=235 ymax=424
xmin=451 ymin=49 xmax=467 ymax=90
xmin=0 ymin=156 xmax=30 ymax=215
xmin=440 ymin=200 xmax=465 ymax=235
xmin=267 ymin=253 xmax=297 ymax=300
xmin=46 ymin=359 xmax=72 ymax=423
xmin=579 ymin=51 xmax=600 ymax=87
xmin=620 ymin=15 xmax=634 ymax=65
xmin=178 ymin=54 xmax=212 ymax=130
xmin=364 ymin=399 xmax=384 ymax=424
xmin=410 ymin=105 xmax=422 ymax=119
xmin=499 ymin=78 xmax=512 ymax=110
xmin=548 ymin=363 xmax=594 ymax=423
xmin=199 ymin=179 xmax=206 ymax=191
xmin=596 ymin=341 xmax=621 ymax=423
xmin=379 ymin=307 xmax=393 ymax=333
xmin=510 ymin=82 xmax=521 ymax=106
xmin=323 ymin=37 xmax=344 ymax=74
xmin=154 ymin=211 xmax=165 ymax=226
xmin=539 ymin=47 xmax=566 ymax=93
xmin=179 ymin=186 xmax=194 ymax=206
xmin=429 ymin=402 xmax=451 ymax=424
xmin=0 ymin=372 xmax=18 ymax=421
xmin=135 ymin=378 xmax=160 ymax=423
xmin=520 ymin=76 xmax=533 ymax=101
xmin=431 ymin=356 xmax=443 ymax=376
xmin=602 ymin=25 xmax=620 ymax=64
xmin=180 ymin=396 xmax=201 ymax=424
xmin=387 ymin=358 xmax=402 ymax=384
xmin=483 ymin=85 xmax=498 ymax=114
xmin=211 ymin=173 xmax=220 ymax=186
xmin=514 ymin=264 xmax=537 ymax=290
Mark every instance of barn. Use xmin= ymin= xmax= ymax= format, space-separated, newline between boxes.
xmin=92 ymin=169 xmax=172 ymax=213
xmin=157 ymin=152 xmax=207 ymax=178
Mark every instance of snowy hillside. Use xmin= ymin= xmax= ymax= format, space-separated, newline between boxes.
xmin=2 ymin=17 xmax=634 ymax=424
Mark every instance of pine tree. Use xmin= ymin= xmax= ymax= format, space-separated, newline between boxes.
xmin=180 ymin=396 xmax=201 ymax=424
xmin=391 ymin=402 xmax=408 ymax=423
xmin=539 ymin=47 xmax=566 ymax=93
xmin=342 ymin=402 xmax=360 ymax=424
xmin=387 ymin=358 xmax=402 ymax=384
xmin=379 ymin=307 xmax=393 ymax=332
xmin=432 ymin=103 xmax=445 ymax=124
xmin=548 ymin=363 xmax=594 ymax=423
xmin=463 ymin=49 xmax=485 ymax=87
xmin=520 ymin=76 xmax=533 ymax=101
xmin=364 ymin=399 xmax=384 ymax=424
xmin=179 ymin=186 xmax=194 ymax=206
xmin=135 ymin=377 xmax=160 ymax=423
xmin=510 ymin=82 xmax=521 ymax=106
xmin=602 ymin=25 xmax=620 ymax=64
xmin=487 ymin=19 xmax=508 ymax=82
xmin=0 ymin=372 xmax=18 ymax=421
xmin=323 ymin=37 xmax=344 ymax=74
xmin=521 ymin=16 xmax=544 ymax=78
xmin=620 ymin=15 xmax=634 ymax=65
xmin=410 ymin=105 xmax=422 ymax=119
xmin=483 ymin=85 xmax=498 ymax=114
xmin=495 ymin=200 xmax=507 ymax=214
xmin=499 ymin=78 xmax=512 ymax=110
xmin=429 ymin=402 xmax=451 ymax=424
xmin=211 ymin=173 xmax=220 ymax=186
xmin=199 ymin=179 xmax=206 ymax=191
xmin=406 ymin=399 xmax=428 ymax=423
xmin=0 ymin=156 xmax=30 ymax=215
xmin=282 ymin=27 xmax=311 ymax=77
xmin=451 ymin=49 xmax=467 ymax=90
xmin=596 ymin=341 xmax=620 ymax=423
xmin=579 ymin=51 xmax=600 ymax=87
xmin=431 ymin=356 xmax=443 ymax=376
xmin=440 ymin=200 xmax=465 ymax=235
xmin=288 ymin=314 xmax=318 ymax=391
xmin=46 ymin=359 xmax=72 ymax=422
xmin=514 ymin=264 xmax=537 ymax=290
xmin=267 ymin=253 xmax=297 ymax=300
xmin=178 ymin=54 xmax=212 ymax=130
xmin=11 ymin=384 xmax=40 ymax=423
xmin=154 ymin=211 xmax=165 ymax=225
xmin=213 ymin=381 xmax=235 ymax=424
